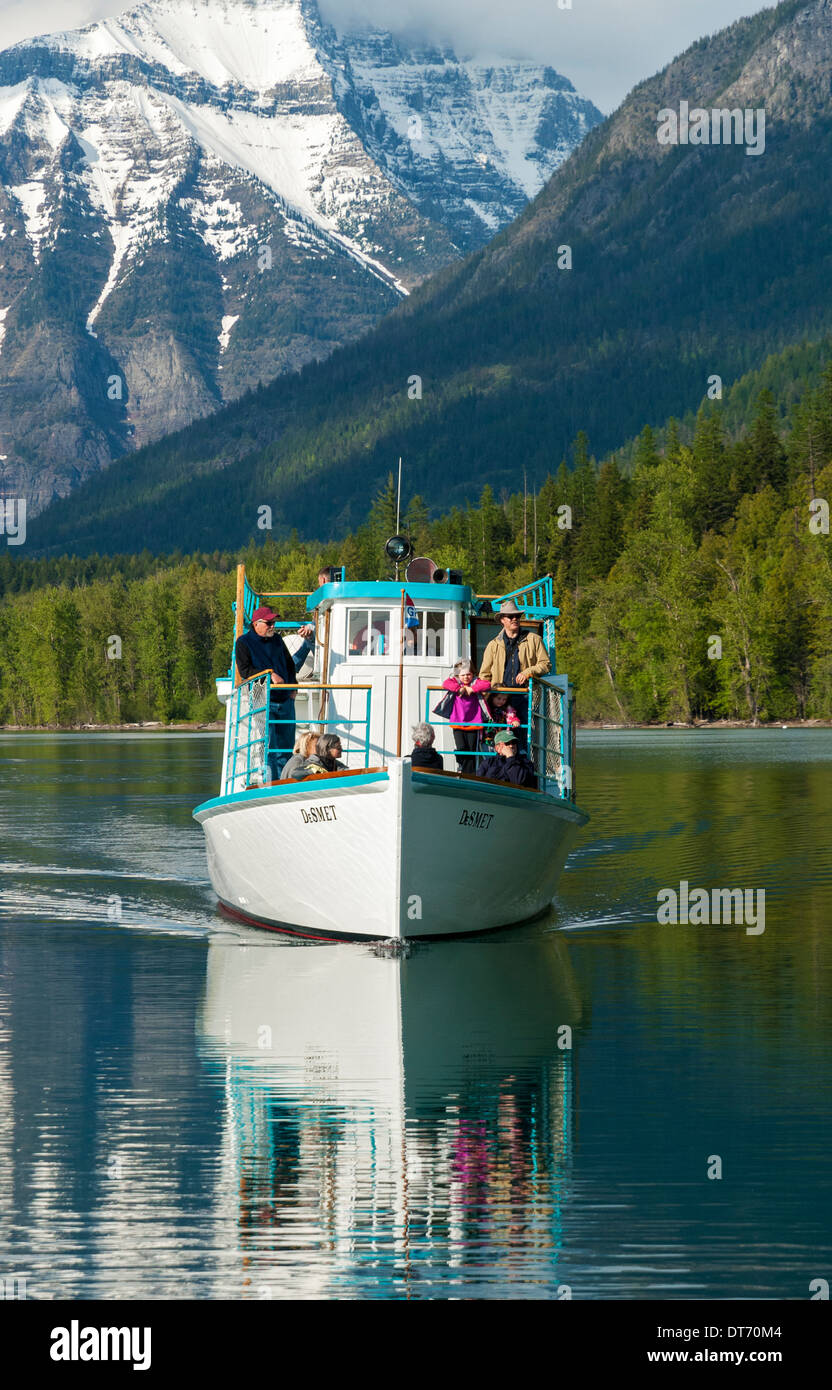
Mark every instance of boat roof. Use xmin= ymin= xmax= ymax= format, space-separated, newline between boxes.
xmin=306 ymin=581 xmax=474 ymax=613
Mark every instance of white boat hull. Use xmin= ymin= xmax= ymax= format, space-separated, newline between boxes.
xmin=194 ymin=760 xmax=587 ymax=940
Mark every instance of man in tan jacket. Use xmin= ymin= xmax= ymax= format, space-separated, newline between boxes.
xmin=478 ymin=600 xmax=551 ymax=752
xmin=478 ymin=601 xmax=551 ymax=686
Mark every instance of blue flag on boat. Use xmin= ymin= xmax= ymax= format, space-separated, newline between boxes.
xmin=404 ymin=594 xmax=419 ymax=628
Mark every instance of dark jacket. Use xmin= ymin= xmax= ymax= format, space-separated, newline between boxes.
xmin=235 ymin=627 xmax=311 ymax=698
xmin=411 ymin=745 xmax=444 ymax=770
xmin=488 ymin=751 xmax=538 ymax=789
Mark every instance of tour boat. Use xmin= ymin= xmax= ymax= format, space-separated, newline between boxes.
xmin=193 ymin=558 xmax=589 ymax=939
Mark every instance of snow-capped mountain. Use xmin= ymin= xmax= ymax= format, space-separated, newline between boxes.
xmin=0 ymin=0 xmax=602 ymax=514
xmin=334 ymin=31 xmax=600 ymax=243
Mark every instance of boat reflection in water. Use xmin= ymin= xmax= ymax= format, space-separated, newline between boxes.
xmin=198 ymin=925 xmax=581 ymax=1298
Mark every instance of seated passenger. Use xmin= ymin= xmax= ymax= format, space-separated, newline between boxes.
xmin=410 ymin=722 xmax=444 ymax=770
xmin=485 ymin=730 xmax=538 ymax=788
xmin=441 ymin=660 xmax=490 ymax=771
xmin=280 ymin=730 xmax=318 ymax=780
xmin=302 ymin=734 xmax=346 ymax=776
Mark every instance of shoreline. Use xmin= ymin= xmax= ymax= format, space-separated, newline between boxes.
xmin=580 ymin=722 xmax=832 ymax=733
xmin=1 ymin=719 xmax=831 ymax=734
xmin=0 ymin=722 xmax=226 ymax=733
xmin=579 ymin=718 xmax=832 ymax=730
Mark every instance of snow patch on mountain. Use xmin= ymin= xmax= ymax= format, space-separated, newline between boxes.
xmin=464 ymin=198 xmax=500 ymax=232
xmin=60 ymin=83 xmax=195 ymax=328
xmin=39 ymin=0 xmax=323 ymax=91
xmin=218 ymin=312 xmax=239 ymax=353
xmin=181 ymin=189 xmax=250 ymax=261
xmin=281 ymin=213 xmax=331 ymax=252
xmin=86 ymin=221 xmax=133 ymax=334
xmin=0 ymin=79 xmax=34 ymax=138
xmin=9 ymin=181 xmax=49 ymax=262
xmin=466 ymin=60 xmax=572 ymax=197
xmin=157 ymin=89 xmax=331 ymax=227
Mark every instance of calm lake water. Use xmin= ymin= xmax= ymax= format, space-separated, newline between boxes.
xmin=0 ymin=730 xmax=829 ymax=1300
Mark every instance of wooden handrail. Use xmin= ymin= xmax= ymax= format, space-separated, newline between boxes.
xmin=233 ymin=563 xmax=246 ymax=686
xmin=412 ymin=766 xmax=542 ymax=793
xmin=267 ymin=766 xmax=387 ymax=786
xmin=424 ymin=684 xmax=530 ymax=693
xmin=233 ymin=669 xmax=275 ymax=688
xmin=234 ymin=674 xmax=372 ymax=690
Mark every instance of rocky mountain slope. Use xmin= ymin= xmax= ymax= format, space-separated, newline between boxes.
xmin=0 ymin=0 xmax=601 ymax=514
xmin=28 ymin=0 xmax=832 ymax=560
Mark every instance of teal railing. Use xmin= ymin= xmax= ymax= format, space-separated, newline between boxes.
xmin=489 ymin=578 xmax=560 ymax=663
xmin=225 ymin=673 xmax=271 ymax=794
xmin=224 ymin=679 xmax=373 ymax=795
xmin=424 ymin=685 xmax=530 ymax=771
xmin=529 ymin=675 xmax=576 ymax=800
xmin=423 ymin=676 xmax=575 ymax=799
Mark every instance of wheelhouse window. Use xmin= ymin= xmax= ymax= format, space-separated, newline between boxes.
xmin=422 ymin=610 xmax=446 ymax=658
xmin=348 ymin=609 xmax=391 ymax=656
xmin=405 ymin=610 xmax=446 ymax=658
xmin=347 ymin=608 xmax=447 ymax=658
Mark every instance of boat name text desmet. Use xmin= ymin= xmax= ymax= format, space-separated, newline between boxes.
xmin=300 ymin=805 xmax=338 ymax=824
xmin=459 ymin=810 xmax=494 ymax=830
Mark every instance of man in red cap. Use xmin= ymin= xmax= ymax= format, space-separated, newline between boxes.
xmin=236 ymin=606 xmax=314 ymax=780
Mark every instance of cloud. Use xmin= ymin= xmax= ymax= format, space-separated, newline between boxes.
xmin=0 ymin=1 xmax=117 ymax=48
xmin=0 ymin=0 xmax=770 ymax=112
xmin=319 ymin=0 xmax=769 ymax=113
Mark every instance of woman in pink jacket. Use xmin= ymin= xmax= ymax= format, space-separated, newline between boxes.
xmin=442 ymin=660 xmax=491 ymax=772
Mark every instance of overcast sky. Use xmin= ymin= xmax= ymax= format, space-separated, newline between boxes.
xmin=0 ymin=0 xmax=774 ymax=111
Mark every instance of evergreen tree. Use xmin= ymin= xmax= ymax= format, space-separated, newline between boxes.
xmin=747 ymin=390 xmax=787 ymax=491
xmin=691 ymin=407 xmax=732 ymax=536
xmin=633 ymin=424 xmax=661 ymax=471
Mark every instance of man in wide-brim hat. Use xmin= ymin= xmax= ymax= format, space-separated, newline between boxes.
xmin=478 ymin=600 xmax=551 ymax=747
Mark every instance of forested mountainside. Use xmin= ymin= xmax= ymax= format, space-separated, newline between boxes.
xmin=4 ymin=356 xmax=832 ymax=727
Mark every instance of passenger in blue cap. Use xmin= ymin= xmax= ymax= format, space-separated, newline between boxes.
xmin=484 ymin=729 xmax=537 ymax=789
